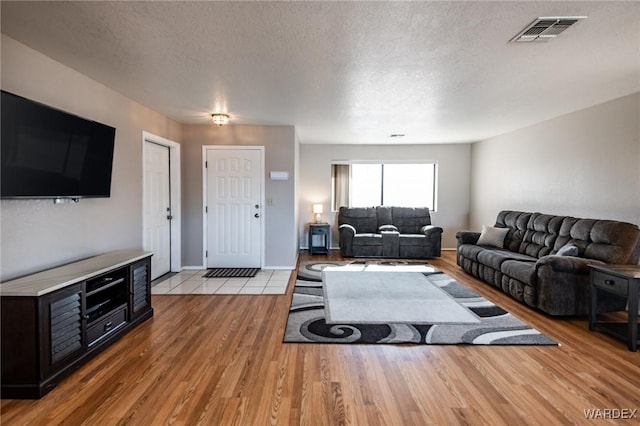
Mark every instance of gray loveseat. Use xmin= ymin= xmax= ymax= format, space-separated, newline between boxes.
xmin=456 ymin=210 xmax=640 ymax=316
xmin=338 ymin=206 xmax=442 ymax=258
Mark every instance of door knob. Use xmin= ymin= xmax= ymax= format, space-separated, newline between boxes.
xmin=254 ymin=213 xmax=260 ymax=218
xmin=167 ymin=215 xmax=173 ymax=220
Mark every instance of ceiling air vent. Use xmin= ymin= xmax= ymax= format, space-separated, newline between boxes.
xmin=510 ymin=16 xmax=587 ymax=42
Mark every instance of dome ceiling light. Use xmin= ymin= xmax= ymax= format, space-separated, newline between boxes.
xmin=211 ymin=113 xmax=230 ymax=126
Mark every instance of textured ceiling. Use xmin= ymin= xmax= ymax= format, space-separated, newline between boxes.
xmin=2 ymin=1 xmax=639 ymax=144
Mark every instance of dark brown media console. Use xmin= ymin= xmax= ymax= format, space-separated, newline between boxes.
xmin=1 ymin=250 xmax=153 ymax=399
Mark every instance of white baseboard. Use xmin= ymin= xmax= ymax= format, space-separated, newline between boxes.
xmin=182 ymin=265 xmax=204 ymax=271
xmin=300 ymin=247 xmax=456 ymax=251
xmin=300 ymin=246 xmax=340 ymax=250
xmin=183 ymin=264 xmax=295 ymax=271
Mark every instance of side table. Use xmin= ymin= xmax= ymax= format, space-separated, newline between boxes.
xmin=588 ymin=264 xmax=640 ymax=351
xmin=309 ymin=223 xmax=330 ymax=255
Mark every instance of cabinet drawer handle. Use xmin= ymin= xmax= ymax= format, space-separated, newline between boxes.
xmin=604 ymin=279 xmax=615 ymax=286
xmin=104 ymin=321 xmax=113 ymax=331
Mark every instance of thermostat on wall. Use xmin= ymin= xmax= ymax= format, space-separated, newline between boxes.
xmin=270 ymin=171 xmax=289 ymax=180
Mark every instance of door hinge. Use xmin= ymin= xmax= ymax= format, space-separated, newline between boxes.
xmin=205 ymin=206 xmax=208 ymax=213
xmin=206 ymin=250 xmax=208 ymax=258
xmin=205 ymin=161 xmax=208 ymax=168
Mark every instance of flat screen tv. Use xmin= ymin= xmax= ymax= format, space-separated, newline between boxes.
xmin=1 ymin=90 xmax=116 ymax=199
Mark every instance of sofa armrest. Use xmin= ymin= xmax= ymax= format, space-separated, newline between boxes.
xmin=421 ymin=225 xmax=443 ymax=237
xmin=338 ymin=224 xmax=356 ymax=235
xmin=419 ymin=225 xmax=443 ymax=257
xmin=456 ymin=231 xmax=481 ymax=246
xmin=338 ymin=224 xmax=356 ymax=256
xmin=536 ymin=255 xmax=605 ymax=274
xmin=535 ymin=255 xmax=615 ymax=316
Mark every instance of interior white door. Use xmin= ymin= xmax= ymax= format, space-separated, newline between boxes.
xmin=143 ymin=142 xmax=171 ymax=279
xmin=205 ymin=148 xmax=262 ymax=268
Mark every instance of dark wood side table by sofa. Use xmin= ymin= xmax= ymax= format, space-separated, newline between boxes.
xmin=588 ymin=264 xmax=640 ymax=351
xmin=309 ymin=223 xmax=330 ymax=255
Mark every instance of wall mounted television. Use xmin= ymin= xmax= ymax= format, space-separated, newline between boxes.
xmin=1 ymin=90 xmax=116 ymax=199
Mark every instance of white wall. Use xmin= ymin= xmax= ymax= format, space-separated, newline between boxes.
xmin=299 ymin=143 xmax=471 ymax=249
xmin=470 ymin=92 xmax=640 ymax=229
xmin=1 ymin=36 xmax=182 ymax=281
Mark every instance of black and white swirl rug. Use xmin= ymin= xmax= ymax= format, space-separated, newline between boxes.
xmin=284 ymin=261 xmax=558 ymax=345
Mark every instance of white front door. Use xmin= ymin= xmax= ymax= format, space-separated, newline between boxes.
xmin=205 ymin=148 xmax=262 ymax=268
xmin=143 ymin=142 xmax=171 ymax=279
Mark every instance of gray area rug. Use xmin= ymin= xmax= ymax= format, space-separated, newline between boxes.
xmin=284 ymin=261 xmax=558 ymax=345
xmin=324 ymin=269 xmax=480 ymax=324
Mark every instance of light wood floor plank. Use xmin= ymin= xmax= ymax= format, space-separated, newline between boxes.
xmin=2 ymin=251 xmax=639 ymax=425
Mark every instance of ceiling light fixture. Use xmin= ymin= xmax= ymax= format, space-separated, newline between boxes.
xmin=211 ymin=113 xmax=230 ymax=126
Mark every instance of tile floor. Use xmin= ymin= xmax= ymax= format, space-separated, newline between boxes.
xmin=151 ymin=269 xmax=292 ymax=295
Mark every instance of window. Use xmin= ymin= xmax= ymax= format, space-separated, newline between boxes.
xmin=331 ymin=162 xmax=437 ymax=211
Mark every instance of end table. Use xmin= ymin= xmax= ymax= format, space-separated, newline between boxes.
xmin=309 ymin=223 xmax=330 ymax=255
xmin=588 ymin=264 xmax=640 ymax=351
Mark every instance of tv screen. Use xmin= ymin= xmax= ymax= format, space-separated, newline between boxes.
xmin=1 ymin=90 xmax=116 ymax=199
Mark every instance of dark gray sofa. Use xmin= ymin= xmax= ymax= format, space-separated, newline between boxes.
xmin=456 ymin=210 xmax=640 ymax=316
xmin=338 ymin=206 xmax=442 ymax=258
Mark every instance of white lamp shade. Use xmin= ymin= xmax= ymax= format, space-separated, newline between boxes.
xmin=312 ymin=203 xmax=324 ymax=223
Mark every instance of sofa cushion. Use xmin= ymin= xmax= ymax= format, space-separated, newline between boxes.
xmin=398 ymin=234 xmax=426 ymax=246
xmin=477 ymin=225 xmax=508 ymax=248
xmin=388 ymin=207 xmax=432 ymax=234
xmin=501 ymin=260 xmax=537 ymax=286
xmin=553 ymin=218 xmax=640 ymax=264
xmin=338 ymin=206 xmax=378 ymax=233
xmin=495 ymin=211 xmax=531 ymax=252
xmin=519 ymin=213 xmax=564 ymax=258
xmin=477 ymin=249 xmax=537 ymax=270
xmin=579 ymin=220 xmax=640 ymax=264
xmin=376 ymin=206 xmax=393 ymax=227
xmin=457 ymin=244 xmax=485 ymax=261
xmin=352 ymin=233 xmax=382 ymax=246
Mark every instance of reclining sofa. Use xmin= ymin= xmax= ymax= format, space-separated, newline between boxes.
xmin=456 ymin=210 xmax=640 ymax=316
xmin=338 ymin=206 xmax=442 ymax=258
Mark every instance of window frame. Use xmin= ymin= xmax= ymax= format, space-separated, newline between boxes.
xmin=331 ymin=160 xmax=438 ymax=212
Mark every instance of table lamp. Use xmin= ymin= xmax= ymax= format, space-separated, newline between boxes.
xmin=313 ymin=203 xmax=324 ymax=223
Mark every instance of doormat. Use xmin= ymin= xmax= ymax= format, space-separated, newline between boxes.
xmin=203 ymin=268 xmax=260 ymax=278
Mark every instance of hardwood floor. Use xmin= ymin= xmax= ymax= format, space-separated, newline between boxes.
xmin=2 ymin=251 xmax=639 ymax=425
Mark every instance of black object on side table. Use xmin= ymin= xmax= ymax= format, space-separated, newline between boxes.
xmin=309 ymin=223 xmax=331 ymax=255
xmin=588 ymin=264 xmax=640 ymax=351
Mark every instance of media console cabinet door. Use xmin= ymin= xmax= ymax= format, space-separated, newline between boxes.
xmin=44 ymin=284 xmax=85 ymax=377
xmin=130 ymin=257 xmax=152 ymax=321
xmin=1 ymin=283 xmax=85 ymax=398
